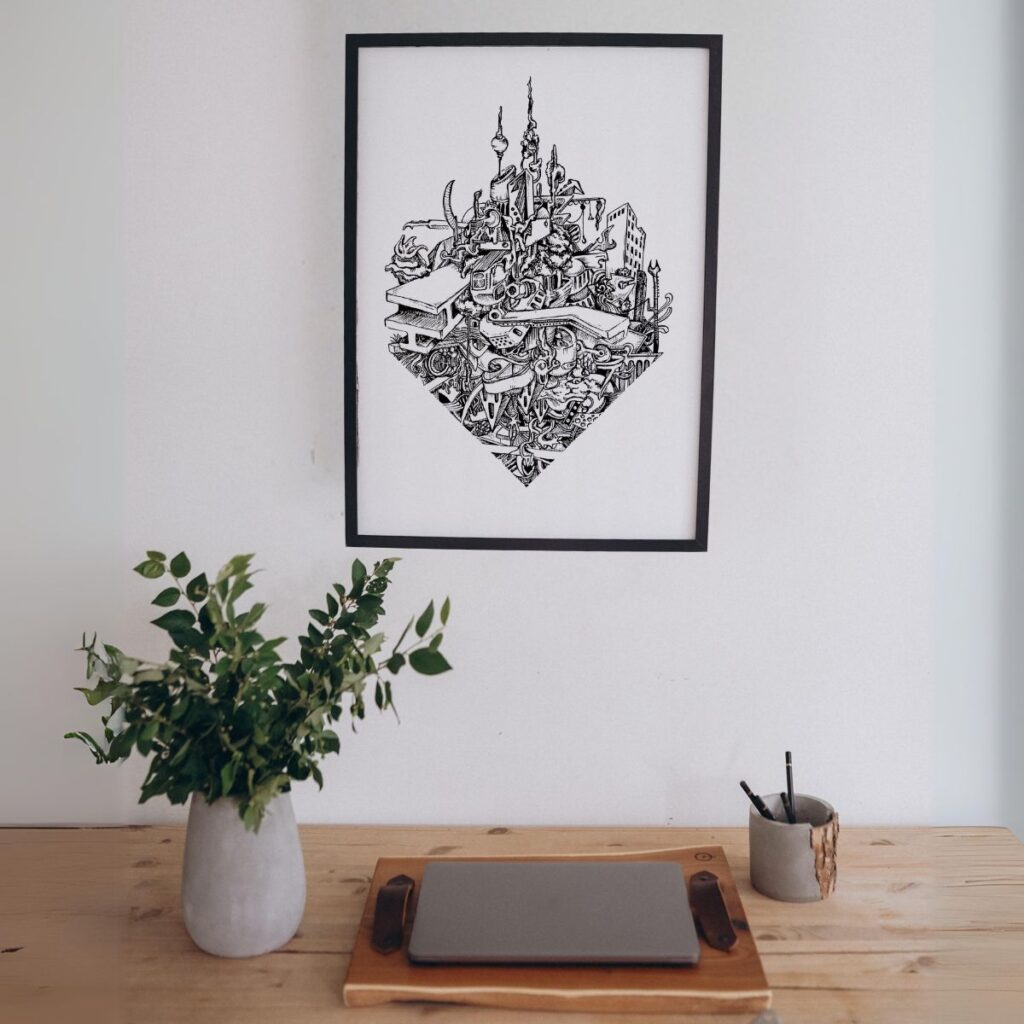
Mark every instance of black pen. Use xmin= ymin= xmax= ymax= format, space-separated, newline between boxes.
xmin=740 ymin=780 xmax=776 ymax=821
xmin=780 ymin=791 xmax=794 ymax=824
xmin=785 ymin=751 xmax=796 ymax=823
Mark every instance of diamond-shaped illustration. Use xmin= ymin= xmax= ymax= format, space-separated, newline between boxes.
xmin=383 ymin=81 xmax=672 ymax=487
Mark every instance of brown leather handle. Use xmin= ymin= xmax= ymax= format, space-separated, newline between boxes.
xmin=689 ymin=869 xmax=737 ymax=951
xmin=371 ymin=874 xmax=415 ymax=954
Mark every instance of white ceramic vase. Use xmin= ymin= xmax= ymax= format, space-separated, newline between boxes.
xmin=181 ymin=791 xmax=306 ymax=957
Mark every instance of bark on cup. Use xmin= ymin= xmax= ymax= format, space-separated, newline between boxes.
xmin=749 ymin=793 xmax=838 ymax=902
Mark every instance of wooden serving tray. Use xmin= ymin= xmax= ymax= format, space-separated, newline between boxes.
xmin=342 ymin=845 xmax=771 ymax=1015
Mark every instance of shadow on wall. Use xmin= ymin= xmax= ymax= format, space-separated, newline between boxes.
xmin=1000 ymin=0 xmax=1024 ymax=840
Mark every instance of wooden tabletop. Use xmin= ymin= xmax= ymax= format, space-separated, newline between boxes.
xmin=2 ymin=825 xmax=1023 ymax=1023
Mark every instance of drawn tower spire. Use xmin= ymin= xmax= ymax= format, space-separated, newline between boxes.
xmin=490 ymin=105 xmax=508 ymax=174
xmin=547 ymin=143 xmax=565 ymax=206
xmin=520 ymin=77 xmax=541 ymax=217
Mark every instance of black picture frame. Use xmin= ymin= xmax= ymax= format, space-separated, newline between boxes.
xmin=344 ymin=33 xmax=721 ymax=552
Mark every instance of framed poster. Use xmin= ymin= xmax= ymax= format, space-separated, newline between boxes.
xmin=344 ymin=33 xmax=721 ymax=551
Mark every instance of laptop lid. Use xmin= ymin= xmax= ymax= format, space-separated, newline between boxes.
xmin=407 ymin=860 xmax=701 ymax=965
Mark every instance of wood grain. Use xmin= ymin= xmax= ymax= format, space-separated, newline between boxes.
xmin=343 ymin=846 xmax=769 ymax=1014
xmin=810 ymin=814 xmax=839 ymax=899
xmin=2 ymin=825 xmax=1023 ymax=1024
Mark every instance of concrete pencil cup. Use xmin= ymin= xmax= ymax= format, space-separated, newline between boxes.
xmin=749 ymin=793 xmax=839 ymax=902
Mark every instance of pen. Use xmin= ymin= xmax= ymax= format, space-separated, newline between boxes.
xmin=779 ymin=791 xmax=793 ymax=823
xmin=785 ymin=751 xmax=796 ymax=823
xmin=740 ymin=780 xmax=776 ymax=821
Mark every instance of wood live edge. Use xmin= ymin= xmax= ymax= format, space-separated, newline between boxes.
xmin=342 ymin=845 xmax=771 ymax=1015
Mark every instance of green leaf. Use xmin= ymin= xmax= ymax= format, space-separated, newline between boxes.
xmin=169 ymin=626 xmax=206 ymax=651
xmin=151 ymin=609 xmax=196 ymax=632
xmin=108 ymin=727 xmax=136 ymax=760
xmin=363 ymin=633 xmax=384 ymax=655
xmin=220 ymin=760 xmax=237 ymax=795
xmin=133 ymin=560 xmax=165 ymax=580
xmin=351 ymin=558 xmax=367 ymax=585
xmin=169 ymin=552 xmax=191 ymax=578
xmin=146 ymin=550 xmax=167 ymax=562
xmin=415 ymin=601 xmax=434 ymax=638
xmin=75 ymin=680 xmax=118 ymax=706
xmin=326 ymin=592 xmax=339 ymax=617
xmin=152 ymin=587 xmax=179 ymax=607
xmin=429 ymin=632 xmax=443 ymax=650
xmin=440 ymin=596 xmax=451 ymax=625
xmin=185 ymin=572 xmax=209 ymax=601
xmin=354 ymin=596 xmax=383 ymax=627
xmin=64 ymin=731 xmax=109 ymax=764
xmin=386 ymin=653 xmax=405 ymax=674
xmin=310 ymin=609 xmax=330 ymax=626
xmin=217 ymin=553 xmax=254 ymax=584
xmin=374 ymin=681 xmax=384 ymax=709
xmin=240 ymin=603 xmax=267 ymax=628
xmin=169 ymin=737 xmax=192 ymax=765
xmin=137 ymin=719 xmax=159 ymax=754
xmin=242 ymin=803 xmax=262 ymax=832
xmin=228 ymin=576 xmax=253 ymax=603
xmin=408 ymin=648 xmax=452 ymax=675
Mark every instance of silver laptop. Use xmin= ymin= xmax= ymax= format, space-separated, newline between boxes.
xmin=407 ymin=860 xmax=700 ymax=965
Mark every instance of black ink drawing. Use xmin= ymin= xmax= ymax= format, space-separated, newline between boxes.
xmin=384 ymin=80 xmax=673 ymax=487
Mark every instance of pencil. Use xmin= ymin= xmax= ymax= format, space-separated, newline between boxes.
xmin=785 ymin=751 xmax=796 ymax=823
xmin=740 ymin=780 xmax=776 ymax=821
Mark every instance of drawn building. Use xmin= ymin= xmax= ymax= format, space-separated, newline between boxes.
xmin=469 ymin=248 xmax=512 ymax=308
xmin=605 ymin=203 xmax=647 ymax=278
xmin=386 ymin=264 xmax=468 ymax=352
xmin=383 ymin=80 xmax=672 ymax=486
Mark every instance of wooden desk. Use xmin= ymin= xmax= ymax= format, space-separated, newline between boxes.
xmin=2 ymin=826 xmax=1023 ymax=1023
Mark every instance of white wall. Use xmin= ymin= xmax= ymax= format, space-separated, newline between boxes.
xmin=1 ymin=1 xmax=1017 ymax=832
xmin=931 ymin=0 xmax=1018 ymax=834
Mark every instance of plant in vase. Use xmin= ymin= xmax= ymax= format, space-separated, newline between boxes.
xmin=66 ymin=550 xmax=451 ymax=957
